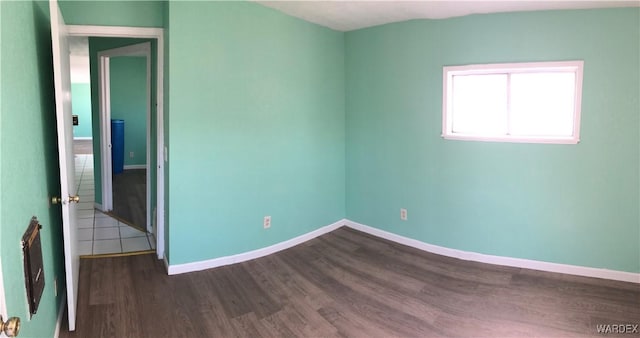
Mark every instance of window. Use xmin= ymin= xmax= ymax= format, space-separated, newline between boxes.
xmin=442 ymin=61 xmax=584 ymax=144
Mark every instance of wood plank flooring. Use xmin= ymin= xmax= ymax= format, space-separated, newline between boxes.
xmin=110 ymin=169 xmax=146 ymax=230
xmin=73 ymin=139 xmax=93 ymax=155
xmin=59 ymin=227 xmax=640 ymax=337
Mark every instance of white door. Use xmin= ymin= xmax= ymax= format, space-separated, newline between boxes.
xmin=50 ymin=0 xmax=80 ymax=331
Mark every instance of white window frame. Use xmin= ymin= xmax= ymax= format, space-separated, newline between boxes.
xmin=442 ymin=60 xmax=584 ymax=144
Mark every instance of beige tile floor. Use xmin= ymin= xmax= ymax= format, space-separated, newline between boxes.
xmin=75 ymin=154 xmax=156 ymax=256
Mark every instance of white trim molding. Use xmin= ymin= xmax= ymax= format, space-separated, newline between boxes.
xmin=67 ymin=25 xmax=163 ymax=39
xmin=72 ymin=137 xmax=92 ymax=140
xmin=163 ymin=255 xmax=170 ymax=273
xmin=165 ymin=219 xmax=638 ymax=283
xmin=167 ymin=220 xmax=345 ymax=275
xmin=98 ymin=52 xmax=113 ymax=212
xmin=123 ymin=164 xmax=147 ymax=170
xmin=344 ymin=220 xmax=640 ymax=284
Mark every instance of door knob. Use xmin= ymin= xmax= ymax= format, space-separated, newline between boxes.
xmin=51 ymin=195 xmax=80 ymax=204
xmin=0 ymin=315 xmax=20 ymax=337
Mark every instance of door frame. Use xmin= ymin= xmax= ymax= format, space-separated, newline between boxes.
xmin=67 ymin=25 xmax=165 ymax=260
xmin=98 ymin=42 xmax=152 ymax=232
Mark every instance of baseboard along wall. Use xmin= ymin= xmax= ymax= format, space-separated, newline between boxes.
xmin=166 ymin=219 xmax=639 ymax=284
xmin=123 ymin=164 xmax=146 ymax=170
xmin=167 ymin=220 xmax=344 ymax=275
xmin=344 ymin=220 xmax=639 ymax=284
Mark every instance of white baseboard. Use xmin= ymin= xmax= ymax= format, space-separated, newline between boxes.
xmin=73 ymin=137 xmax=92 ymax=140
xmin=94 ymin=202 xmax=103 ymax=211
xmin=167 ymin=219 xmax=345 ymax=275
xmin=344 ymin=220 xmax=640 ymax=284
xmin=54 ymin=290 xmax=67 ymax=338
xmin=163 ymin=218 xmax=638 ymax=283
xmin=123 ymin=164 xmax=146 ymax=170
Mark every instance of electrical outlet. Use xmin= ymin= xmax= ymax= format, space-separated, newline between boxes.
xmin=54 ymin=277 xmax=58 ymax=297
xmin=129 ymin=151 xmax=134 ymax=158
xmin=263 ymin=216 xmax=271 ymax=229
xmin=400 ymin=208 xmax=408 ymax=221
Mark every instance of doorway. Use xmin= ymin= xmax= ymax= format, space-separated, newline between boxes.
xmin=51 ymin=2 xmax=165 ymax=329
xmin=68 ymin=37 xmax=156 ymax=256
xmin=65 ymin=25 xmax=165 ymax=260
xmin=98 ymin=42 xmax=151 ymax=233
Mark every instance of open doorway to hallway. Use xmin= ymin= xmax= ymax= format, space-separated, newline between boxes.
xmin=104 ymin=51 xmax=149 ymax=232
xmin=69 ymin=36 xmax=155 ymax=256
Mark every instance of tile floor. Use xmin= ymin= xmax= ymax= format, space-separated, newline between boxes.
xmin=75 ymin=154 xmax=156 ymax=256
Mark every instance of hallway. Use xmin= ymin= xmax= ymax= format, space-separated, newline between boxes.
xmin=74 ymin=153 xmax=155 ymax=256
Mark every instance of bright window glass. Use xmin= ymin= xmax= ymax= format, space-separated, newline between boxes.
xmin=443 ymin=61 xmax=584 ymax=144
xmin=510 ymin=72 xmax=576 ymax=137
xmin=452 ymin=74 xmax=508 ymax=135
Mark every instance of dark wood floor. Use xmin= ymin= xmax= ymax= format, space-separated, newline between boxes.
xmin=111 ymin=169 xmax=147 ymax=230
xmin=73 ymin=139 xmax=93 ymax=155
xmin=60 ymin=227 xmax=639 ymax=338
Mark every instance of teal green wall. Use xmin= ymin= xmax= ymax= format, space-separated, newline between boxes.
xmin=345 ymin=8 xmax=640 ymax=273
xmin=54 ymin=1 xmax=637 ymax=276
xmin=167 ymin=1 xmax=345 ymax=264
xmin=110 ymin=56 xmax=147 ymax=167
xmin=71 ymin=83 xmax=92 ymax=138
xmin=59 ymin=0 xmax=163 ymax=27
xmin=0 ymin=1 xmax=66 ymax=337
xmin=88 ymin=38 xmax=157 ymax=217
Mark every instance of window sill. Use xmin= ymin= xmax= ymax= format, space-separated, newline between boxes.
xmin=441 ymin=133 xmax=580 ymax=144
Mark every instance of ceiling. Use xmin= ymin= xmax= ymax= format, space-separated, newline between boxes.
xmin=255 ymin=1 xmax=640 ymax=31
xmin=66 ymin=1 xmax=638 ymax=82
